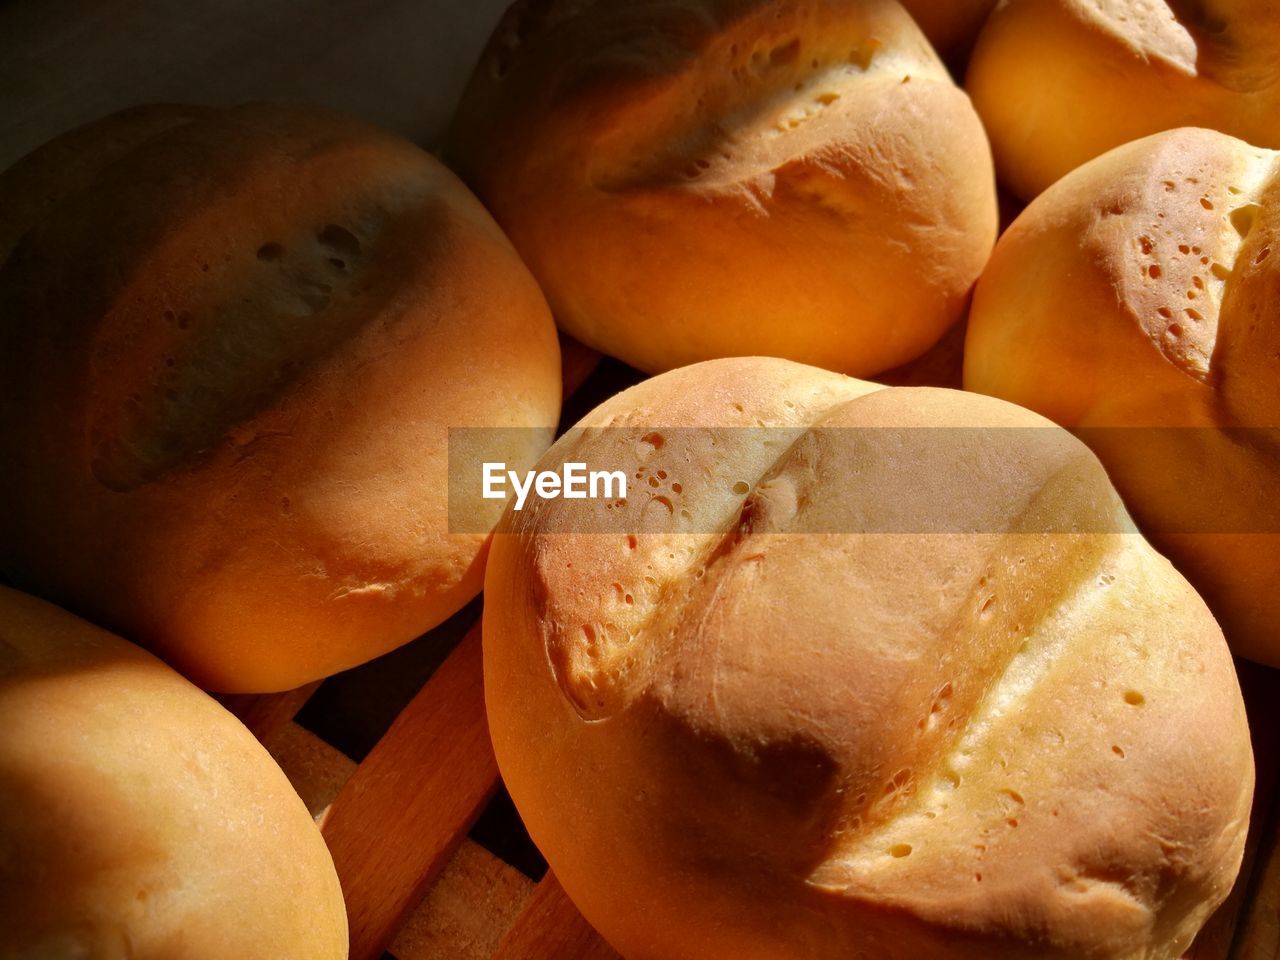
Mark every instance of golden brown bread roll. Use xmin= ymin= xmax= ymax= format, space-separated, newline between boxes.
xmin=483 ymin=356 xmax=1252 ymax=960
xmin=967 ymin=0 xmax=1280 ymax=200
xmin=446 ymin=0 xmax=997 ymax=377
xmin=965 ymin=126 xmax=1280 ymax=666
xmin=0 ymin=585 xmax=347 ymax=958
xmin=0 ymin=103 xmax=562 ymax=692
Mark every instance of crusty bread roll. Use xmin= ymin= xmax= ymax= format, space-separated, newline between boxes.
xmin=965 ymin=126 xmax=1280 ymax=666
xmin=967 ymin=0 xmax=1280 ymax=200
xmin=899 ymin=0 xmax=996 ymax=64
xmin=0 ymin=103 xmax=561 ymax=692
xmin=0 ymin=586 xmax=347 ymax=958
xmin=446 ymin=0 xmax=997 ymax=377
xmin=484 ymin=356 xmax=1251 ymax=960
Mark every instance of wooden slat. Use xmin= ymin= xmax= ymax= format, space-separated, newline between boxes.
xmin=220 ymin=681 xmax=321 ymax=740
xmin=322 ymin=623 xmax=499 ymax=960
xmin=261 ymin=720 xmax=358 ymax=822
xmin=390 ymin=839 xmax=536 ymax=960
xmin=491 ymin=874 xmax=620 ymax=960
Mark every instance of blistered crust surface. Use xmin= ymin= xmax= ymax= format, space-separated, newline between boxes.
xmin=964 ymin=127 xmax=1280 ymax=662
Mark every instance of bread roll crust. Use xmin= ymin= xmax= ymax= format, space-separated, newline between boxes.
xmin=484 ymin=357 xmax=1251 ymax=960
xmin=0 ymin=586 xmax=347 ymax=959
xmin=967 ymin=0 xmax=1280 ymax=199
xmin=965 ymin=126 xmax=1280 ymax=665
xmin=447 ymin=0 xmax=997 ymax=376
xmin=0 ymin=104 xmax=562 ymax=691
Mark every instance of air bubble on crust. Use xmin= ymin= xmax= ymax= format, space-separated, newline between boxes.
xmin=648 ymin=494 xmax=674 ymax=516
xmin=1230 ymin=203 xmax=1260 ymax=236
xmin=768 ymin=38 xmax=801 ymax=67
xmin=317 ymin=223 xmax=362 ymax=258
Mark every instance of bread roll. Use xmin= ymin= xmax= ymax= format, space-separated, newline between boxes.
xmin=446 ymin=0 xmax=997 ymax=377
xmin=0 ymin=103 xmax=561 ymax=692
xmin=965 ymin=127 xmax=1280 ymax=666
xmin=967 ymin=0 xmax=1280 ymax=200
xmin=0 ymin=586 xmax=347 ymax=958
xmin=483 ymin=356 xmax=1251 ymax=960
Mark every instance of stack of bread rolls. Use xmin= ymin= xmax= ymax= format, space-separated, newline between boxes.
xmin=2 ymin=0 xmax=1273 ymax=957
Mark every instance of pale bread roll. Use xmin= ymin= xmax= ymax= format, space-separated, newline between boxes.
xmin=965 ymin=126 xmax=1280 ymax=665
xmin=0 ymin=586 xmax=347 ymax=958
xmin=446 ymin=0 xmax=997 ymax=377
xmin=483 ymin=356 xmax=1252 ymax=960
xmin=967 ymin=0 xmax=1280 ymax=199
xmin=0 ymin=103 xmax=562 ymax=692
